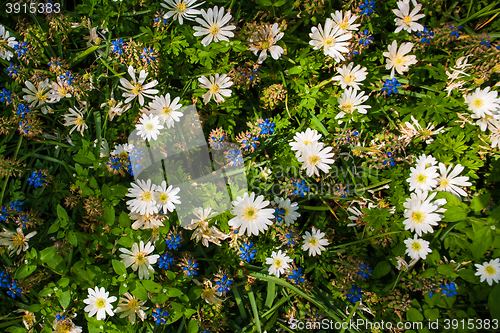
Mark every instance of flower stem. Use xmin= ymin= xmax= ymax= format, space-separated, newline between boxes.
xmin=0 ymin=135 xmax=23 ymax=205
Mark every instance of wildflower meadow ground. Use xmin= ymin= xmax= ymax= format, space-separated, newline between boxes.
xmin=0 ymin=0 xmax=500 ymax=332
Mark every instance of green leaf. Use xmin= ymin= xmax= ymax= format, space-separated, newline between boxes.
xmin=112 ymin=260 xmax=127 ymax=276
xmin=14 ymin=264 xmax=37 ymax=279
xmin=457 ymin=269 xmax=478 ymax=283
xmin=443 ymin=207 xmax=467 ymax=222
xmin=167 ymin=270 xmax=176 ymax=280
xmin=187 ymin=285 xmax=202 ymax=301
xmin=437 ymin=264 xmax=455 ymax=277
xmin=104 ymin=206 xmax=115 ymax=226
xmin=70 ymin=45 xmax=100 ymax=66
xmin=59 ymin=290 xmax=71 ymax=309
xmin=47 ymin=222 xmax=59 ymax=234
xmin=371 ymin=261 xmax=391 ymax=279
xmin=58 ymin=277 xmax=70 ymax=288
xmin=424 ymin=308 xmax=439 ymax=321
xmin=470 ymin=193 xmax=491 ymax=212
xmin=489 ymin=283 xmax=500 ymax=320
xmin=471 ymin=226 xmax=493 ymax=260
xmin=119 ymin=211 xmax=131 ymax=228
xmin=287 ymin=66 xmax=302 ymax=75
xmin=142 ymin=280 xmax=162 ymax=293
xmin=187 ymin=319 xmax=199 ymax=333
xmin=57 ymin=204 xmax=69 ymax=227
xmin=67 ymin=231 xmax=78 ymax=247
xmin=131 ymin=281 xmax=148 ymax=301
xmin=40 ymin=247 xmax=57 ymax=263
xmin=167 ymin=287 xmax=183 ymax=297
xmin=406 ymin=308 xmax=424 ymax=322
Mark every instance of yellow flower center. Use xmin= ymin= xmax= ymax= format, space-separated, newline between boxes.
xmin=323 ymin=36 xmax=336 ymax=47
xmin=75 ymin=117 xmax=85 ymax=126
xmin=58 ymin=86 xmax=68 ymax=96
xmin=203 ymin=287 xmax=215 ymax=299
xmin=344 ymin=74 xmax=355 ymax=83
xmin=162 ymin=106 xmax=172 ymax=115
xmin=416 ymin=174 xmax=427 ymax=183
xmin=308 ymin=155 xmax=320 ymax=166
xmin=439 ymin=178 xmax=449 ymax=188
xmin=341 ymin=102 xmax=354 ymax=113
xmin=210 ymin=24 xmax=220 ymax=36
xmin=412 ymin=211 xmax=424 ymax=223
xmin=485 ymin=266 xmax=496 ymax=275
xmin=127 ymin=298 xmax=139 ymax=309
xmin=411 ymin=242 xmax=421 ymax=251
xmin=243 ymin=207 xmax=258 ymax=221
xmin=37 ymin=91 xmax=48 ymax=102
xmin=339 ymin=20 xmax=349 ymax=30
xmin=303 ymin=140 xmax=312 ymax=146
xmin=95 ymin=298 xmax=106 ymax=309
xmin=12 ymin=233 xmax=25 ymax=247
xmin=473 ymin=98 xmax=483 ymax=108
xmin=145 ymin=123 xmax=154 ymax=131
xmin=210 ymin=84 xmax=220 ymax=94
xmin=132 ymin=84 xmax=143 ymax=95
xmin=135 ymin=252 xmax=147 ymax=265
xmin=394 ymin=56 xmax=405 ymax=66
xmin=309 ymin=237 xmax=318 ymax=246
xmin=176 ymin=1 xmax=187 ymax=12
xmin=274 ymin=259 xmax=282 ymax=267
xmin=141 ymin=191 xmax=153 ymax=202
xmin=159 ymin=193 xmax=169 ymax=202
xmin=57 ymin=320 xmax=73 ymax=333
xmin=403 ymin=16 xmax=412 ymax=26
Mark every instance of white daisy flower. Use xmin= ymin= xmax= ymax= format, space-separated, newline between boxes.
xmin=193 ymin=6 xmax=236 ymax=46
xmin=22 ymin=79 xmax=53 ymax=114
xmin=298 ymin=141 xmax=335 ymax=177
xmin=146 ymin=94 xmax=183 ymax=128
xmin=272 ymin=197 xmax=301 ymax=226
xmin=129 ymin=212 xmax=165 ymax=230
xmin=119 ymin=241 xmax=160 ymax=280
xmin=228 ymin=192 xmax=275 ymax=236
xmin=154 ymin=181 xmax=181 ymax=213
xmin=383 ymin=40 xmax=417 ymax=78
xmin=101 ymin=92 xmax=132 ymax=121
xmin=52 ymin=315 xmax=82 ymax=333
xmin=194 ymin=279 xmax=224 ymax=305
xmin=126 ymin=179 xmax=159 ymax=216
xmin=309 ymin=18 xmax=352 ymax=62
xmin=475 ymin=258 xmax=500 ymax=286
xmin=347 ymin=203 xmax=364 ymax=227
xmin=119 ymin=65 xmax=159 ymax=106
xmin=403 ymin=191 xmax=443 ymax=236
xmin=393 ymin=0 xmax=425 ymax=33
xmin=331 ymin=62 xmax=367 ymax=90
xmin=161 ymin=0 xmax=204 ymax=25
xmin=249 ymin=23 xmax=284 ymax=64
xmin=415 ymin=154 xmax=438 ymax=169
xmin=435 ymin=163 xmax=471 ymax=198
xmin=465 ymin=87 xmax=500 ymax=119
xmin=184 ymin=206 xmax=228 ymax=247
xmin=259 ymin=166 xmax=272 ymax=180
xmin=0 ymin=25 xmax=18 ymax=61
xmin=63 ymin=107 xmax=88 ymax=136
xmin=265 ymin=250 xmax=293 ymax=278
xmin=48 ymin=78 xmax=72 ymax=103
xmin=0 ymin=228 xmax=37 ymax=255
xmin=111 ymin=143 xmax=135 ymax=158
xmin=336 ymin=87 xmax=371 ymax=121
xmin=302 ymin=227 xmax=329 ymax=256
xmin=83 ymin=287 xmax=117 ymax=321
xmin=472 ymin=114 xmax=496 ymax=132
xmin=489 ymin=119 xmax=500 ymax=148
xmin=400 ymin=115 xmax=444 ymax=144
xmin=404 ymin=234 xmax=432 ymax=260
xmin=115 ymin=292 xmax=148 ymax=324
xmin=289 ymin=128 xmax=323 ymax=158
xmin=330 ymin=10 xmax=360 ymax=32
xmin=407 ymin=162 xmax=439 ymax=192
xmin=136 ymin=114 xmax=164 ymax=141
xmin=198 ymin=73 xmax=233 ymax=104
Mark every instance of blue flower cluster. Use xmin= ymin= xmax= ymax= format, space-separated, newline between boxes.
xmin=165 ymin=232 xmax=182 ymax=250
xmin=6 ymin=63 xmax=20 ymax=77
xmin=440 ymin=282 xmax=457 ymax=297
xmin=293 ymin=179 xmax=309 ymax=197
xmin=17 ymin=103 xmax=31 ymax=118
xmin=60 ymin=71 xmax=74 ymax=85
xmin=381 ymin=78 xmax=401 ymax=96
xmin=357 ymin=263 xmax=373 ymax=279
xmin=359 ymin=30 xmax=374 ymax=46
xmin=288 ymin=268 xmax=306 ymax=285
xmin=28 ymin=170 xmax=48 ymax=189
xmin=13 ymin=42 xmax=29 ymax=57
xmin=0 ymin=271 xmax=23 ymax=299
xmin=259 ymin=118 xmax=276 ymax=136
xmin=0 ymin=88 xmax=12 ymax=103
xmin=215 ymin=274 xmax=234 ymax=294
xmin=417 ymin=28 xmax=434 ymax=44
xmin=112 ymin=39 xmax=125 ymax=55
xmin=158 ymin=252 xmax=175 ymax=270
xmin=182 ymin=260 xmax=199 ymax=277
xmin=152 ymin=307 xmax=169 ymax=325
xmin=346 ymin=284 xmax=363 ymax=303
xmin=239 ymin=242 xmax=257 ymax=262
xmin=360 ymin=0 xmax=376 ymax=16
